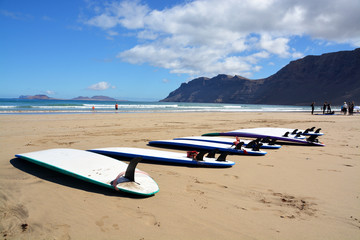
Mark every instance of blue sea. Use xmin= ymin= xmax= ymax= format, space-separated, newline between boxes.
xmin=0 ymin=98 xmax=339 ymax=114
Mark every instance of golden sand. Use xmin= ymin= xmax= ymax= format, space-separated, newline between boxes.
xmin=0 ymin=112 xmax=359 ymax=239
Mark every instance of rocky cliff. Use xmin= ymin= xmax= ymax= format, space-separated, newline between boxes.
xmin=161 ymin=48 xmax=360 ymax=105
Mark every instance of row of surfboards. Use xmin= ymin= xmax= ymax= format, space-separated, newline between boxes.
xmin=15 ymin=127 xmax=324 ymax=197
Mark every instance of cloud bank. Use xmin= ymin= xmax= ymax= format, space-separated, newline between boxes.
xmin=84 ymin=0 xmax=360 ymax=77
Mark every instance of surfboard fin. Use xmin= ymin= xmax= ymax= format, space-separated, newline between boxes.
xmin=283 ymin=132 xmax=290 ymax=137
xmin=246 ymin=140 xmax=262 ymax=151
xmin=235 ymin=142 xmax=245 ymax=149
xmin=195 ymin=151 xmax=207 ymax=161
xmin=206 ymin=149 xmax=219 ymax=158
xmin=315 ymin=128 xmax=321 ymax=133
xmin=295 ymin=132 xmax=303 ymax=137
xmin=291 ymin=129 xmax=298 ymax=134
xmin=261 ymin=137 xmax=276 ymax=145
xmin=124 ymin=157 xmax=142 ymax=182
xmin=306 ymin=135 xmax=319 ymax=143
xmin=216 ymin=152 xmax=228 ymax=161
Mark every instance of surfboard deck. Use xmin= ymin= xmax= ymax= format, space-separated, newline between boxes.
xmin=265 ymin=127 xmax=324 ymax=136
xmin=15 ymin=148 xmax=159 ymax=196
xmin=173 ymin=136 xmax=281 ymax=149
xmin=203 ymin=128 xmax=325 ymax=146
xmin=88 ymin=147 xmax=235 ymax=167
xmin=148 ymin=140 xmax=267 ymax=156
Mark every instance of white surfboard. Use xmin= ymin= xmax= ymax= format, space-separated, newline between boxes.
xmin=269 ymin=127 xmax=324 ymax=136
xmin=89 ymin=147 xmax=235 ymax=167
xmin=15 ymin=148 xmax=159 ymax=196
xmin=173 ymin=136 xmax=282 ymax=149
xmin=232 ymin=128 xmax=306 ymax=139
xmin=203 ymin=127 xmax=325 ymax=146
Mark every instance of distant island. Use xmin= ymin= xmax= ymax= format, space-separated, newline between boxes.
xmin=72 ymin=96 xmax=119 ymax=101
xmin=19 ymin=95 xmax=56 ymax=100
xmin=18 ymin=95 xmax=124 ymax=101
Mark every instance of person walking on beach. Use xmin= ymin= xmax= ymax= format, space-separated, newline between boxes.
xmin=349 ymin=101 xmax=354 ymax=115
xmin=342 ymin=102 xmax=348 ymax=115
xmin=311 ymin=102 xmax=315 ymax=115
xmin=326 ymin=102 xmax=332 ymax=113
xmin=323 ymin=102 xmax=327 ymax=114
xmin=115 ymin=103 xmax=118 ymax=110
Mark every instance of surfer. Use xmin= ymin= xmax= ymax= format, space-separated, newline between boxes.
xmin=322 ymin=102 xmax=327 ymax=114
xmin=311 ymin=102 xmax=315 ymax=115
xmin=115 ymin=103 xmax=118 ymax=110
xmin=92 ymin=106 xmax=95 ymax=111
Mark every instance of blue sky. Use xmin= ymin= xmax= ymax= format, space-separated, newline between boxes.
xmin=1 ymin=0 xmax=359 ymax=101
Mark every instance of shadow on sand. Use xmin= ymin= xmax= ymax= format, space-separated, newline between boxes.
xmin=10 ymin=157 xmax=153 ymax=199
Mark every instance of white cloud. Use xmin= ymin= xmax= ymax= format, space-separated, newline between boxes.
xmin=45 ymin=90 xmax=55 ymax=95
xmin=87 ymin=81 xmax=115 ymax=90
xmin=259 ymin=34 xmax=290 ymax=58
xmin=107 ymin=30 xmax=119 ymax=36
xmin=84 ymin=0 xmax=360 ymax=77
xmin=0 ymin=9 xmax=33 ymax=20
xmin=86 ymin=13 xmax=118 ymax=29
xmin=85 ymin=0 xmax=149 ymax=29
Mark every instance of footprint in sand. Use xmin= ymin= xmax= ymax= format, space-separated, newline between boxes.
xmin=192 ymin=177 xmax=228 ymax=189
xmin=0 ymin=192 xmax=30 ymax=237
xmin=257 ymin=163 xmax=274 ymax=167
xmin=123 ymin=206 xmax=160 ymax=227
xmin=224 ymin=174 xmax=239 ymax=179
xmin=95 ymin=216 xmax=109 ymax=232
xmin=259 ymin=190 xmax=318 ymax=219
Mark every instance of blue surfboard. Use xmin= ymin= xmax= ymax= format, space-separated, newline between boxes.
xmin=89 ymin=147 xmax=235 ymax=167
xmin=148 ymin=140 xmax=267 ymax=156
xmin=173 ymin=136 xmax=281 ymax=149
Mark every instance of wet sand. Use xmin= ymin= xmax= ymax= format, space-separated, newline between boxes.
xmin=0 ymin=112 xmax=359 ymax=239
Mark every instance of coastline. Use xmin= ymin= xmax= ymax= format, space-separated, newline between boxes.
xmin=1 ymin=112 xmax=359 ymax=239
xmin=0 ymin=109 xmax=345 ymax=115
xmin=0 ymin=98 xmax=344 ymax=115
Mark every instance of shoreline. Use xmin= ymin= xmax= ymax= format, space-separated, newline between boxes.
xmin=0 ymin=109 xmax=347 ymax=115
xmin=1 ymin=112 xmax=359 ymax=239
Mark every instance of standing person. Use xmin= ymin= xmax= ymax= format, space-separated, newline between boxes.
xmin=342 ymin=102 xmax=348 ymax=115
xmin=115 ymin=102 xmax=118 ymax=110
xmin=326 ymin=102 xmax=331 ymax=113
xmin=92 ymin=105 xmax=95 ymax=111
xmin=311 ymin=102 xmax=315 ymax=115
xmin=349 ymin=101 xmax=354 ymax=115
xmin=323 ymin=102 xmax=327 ymax=114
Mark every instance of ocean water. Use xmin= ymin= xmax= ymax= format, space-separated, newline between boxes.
xmin=0 ymin=98 xmax=339 ymax=114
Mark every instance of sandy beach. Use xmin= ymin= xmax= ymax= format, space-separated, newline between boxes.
xmin=0 ymin=112 xmax=359 ymax=239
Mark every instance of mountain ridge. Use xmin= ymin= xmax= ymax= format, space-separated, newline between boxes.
xmin=161 ymin=48 xmax=360 ymax=105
